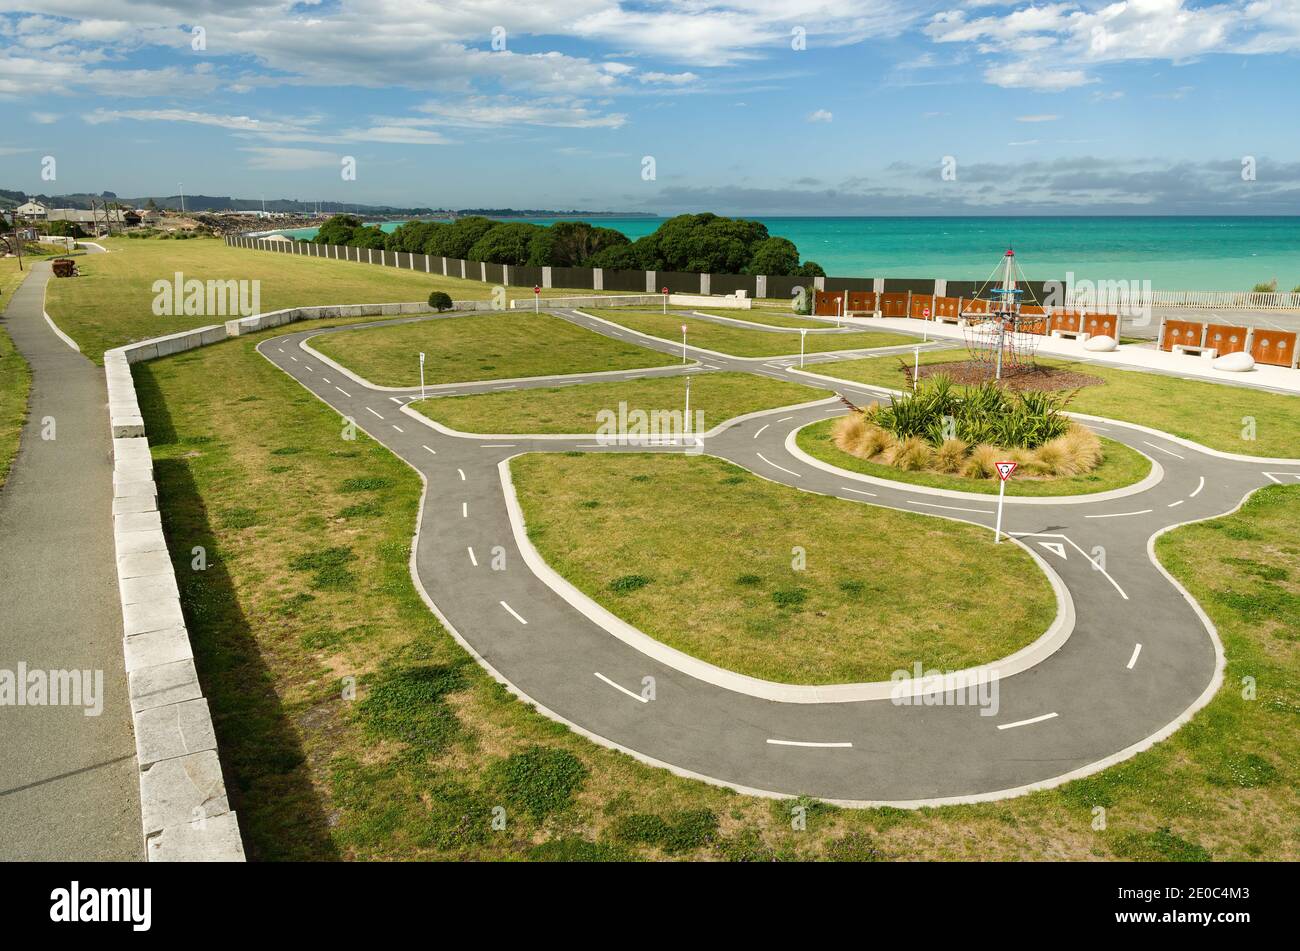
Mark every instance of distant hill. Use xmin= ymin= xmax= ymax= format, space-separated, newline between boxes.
xmin=1 ymin=189 xmax=648 ymax=218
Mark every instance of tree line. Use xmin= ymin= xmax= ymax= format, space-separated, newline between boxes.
xmin=308 ymin=213 xmax=824 ymax=276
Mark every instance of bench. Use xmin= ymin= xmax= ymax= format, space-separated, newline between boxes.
xmin=1171 ymin=343 xmax=1218 ymax=361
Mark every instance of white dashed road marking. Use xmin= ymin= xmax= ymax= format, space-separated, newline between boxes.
xmin=1190 ymin=476 xmax=1205 ymax=497
xmin=755 ymin=452 xmax=801 ymax=478
xmin=392 ymin=425 xmax=403 ymax=433
xmin=335 ymin=386 xmax=351 ymax=397
xmin=766 ymin=738 xmax=853 ymax=749
xmin=840 ymin=486 xmax=878 ymax=497
xmin=1084 ymin=509 xmax=1152 ymax=519
xmin=1142 ymin=440 xmax=1184 ymax=459
xmin=457 ymin=469 xmax=466 ymax=481
xmin=997 ymin=712 xmax=1058 ymax=731
xmin=908 ymin=500 xmax=992 ymax=515
xmin=461 ymin=502 xmax=468 ymax=518
xmin=422 ymin=445 xmax=436 ymax=455
xmin=365 ymin=407 xmax=384 ymax=420
xmin=753 ymin=424 xmax=769 ymax=439
xmin=467 ymin=547 xmax=478 ymax=567
xmin=594 ymin=672 xmax=649 ymax=703
xmin=1126 ymin=643 xmax=1142 ymax=669
xmin=500 ymin=601 xmax=528 ymax=624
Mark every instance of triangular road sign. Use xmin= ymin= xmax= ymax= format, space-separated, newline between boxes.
xmin=1038 ymin=541 xmax=1067 ymax=560
xmin=995 ymin=461 xmax=1018 ymax=481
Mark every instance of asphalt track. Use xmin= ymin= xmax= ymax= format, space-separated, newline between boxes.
xmin=255 ymin=306 xmax=1300 ymax=806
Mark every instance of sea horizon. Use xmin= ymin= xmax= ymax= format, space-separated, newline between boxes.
xmin=275 ymin=215 xmax=1300 ymax=292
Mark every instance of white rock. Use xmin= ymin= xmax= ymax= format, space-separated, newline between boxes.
xmin=1083 ymin=334 xmax=1117 ymax=352
xmin=1213 ymin=350 xmax=1255 ymax=372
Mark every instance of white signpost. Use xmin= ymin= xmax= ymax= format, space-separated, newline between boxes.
xmin=663 ymin=286 xmax=669 ymax=315
xmin=994 ymin=461 xmax=1017 ymax=543
xmin=800 ymin=328 xmax=807 ymax=367
xmin=681 ymin=323 xmax=688 ymax=363
xmin=533 ymin=284 xmax=541 ymax=313
xmin=418 ymin=351 xmax=426 ymax=400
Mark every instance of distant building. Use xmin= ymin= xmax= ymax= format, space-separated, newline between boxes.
xmin=48 ymin=208 xmax=141 ymax=233
xmin=15 ymin=200 xmax=47 ymax=218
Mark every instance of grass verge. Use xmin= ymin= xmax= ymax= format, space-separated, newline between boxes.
xmin=796 ymin=418 xmax=1152 ymax=497
xmin=585 ymin=308 xmax=917 ymax=358
xmin=812 ymin=349 xmax=1300 ymax=458
xmin=42 ymin=236 xmax=614 ymax=362
xmin=410 ymin=371 xmax=826 ymax=434
xmin=311 ymin=311 xmax=679 ymax=387
xmin=511 ymin=452 xmax=1054 ymax=683
xmin=0 ymin=261 xmax=34 ymax=490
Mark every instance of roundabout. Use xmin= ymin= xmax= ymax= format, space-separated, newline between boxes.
xmin=255 ymin=305 xmax=1300 ymax=806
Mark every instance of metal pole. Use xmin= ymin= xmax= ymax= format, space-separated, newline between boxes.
xmin=800 ymin=329 xmax=807 ymax=367
xmin=914 ymin=346 xmax=920 ymax=390
xmin=684 ymin=375 xmax=691 ymax=436
xmin=419 ymin=352 xmax=426 ymax=400
xmin=994 ymin=476 xmax=1006 ymax=543
xmin=681 ymin=325 xmax=687 ymax=364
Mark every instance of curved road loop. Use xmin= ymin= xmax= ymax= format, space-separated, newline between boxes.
xmin=255 ymin=306 xmax=1299 ymax=806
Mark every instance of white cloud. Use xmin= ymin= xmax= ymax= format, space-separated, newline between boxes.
xmin=1016 ymin=114 xmax=1060 ymax=122
xmin=638 ymin=71 xmax=699 ymax=85
xmin=807 ymin=108 xmax=833 ymax=122
xmin=30 ymin=110 xmax=61 ymax=123
xmin=240 ymin=147 xmax=339 ymax=171
xmin=415 ymin=97 xmax=626 ymax=128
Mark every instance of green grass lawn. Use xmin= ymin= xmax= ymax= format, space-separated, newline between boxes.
xmin=41 ymin=236 xmax=614 ymax=363
xmin=0 ymin=260 xmax=34 ymax=490
xmin=586 ymin=308 xmax=917 ymax=358
xmin=795 ymin=418 xmax=1152 ymax=497
xmin=511 ymin=452 xmax=1054 ymax=683
xmin=812 ymin=349 xmax=1300 ymax=458
xmin=410 ymin=372 xmax=826 ymax=434
xmin=692 ymin=308 xmax=840 ymax=329
xmin=131 ymin=311 xmax=1300 ymax=860
xmin=311 ymin=311 xmax=679 ymax=387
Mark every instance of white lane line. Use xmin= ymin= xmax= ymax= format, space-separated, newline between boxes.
xmin=1190 ymin=476 xmax=1205 ymax=497
xmin=1084 ymin=509 xmax=1152 ymax=519
xmin=753 ymin=424 xmax=769 ymax=439
xmin=823 ymin=407 xmax=843 ymax=413
xmin=755 ymin=452 xmax=802 ymax=478
xmin=289 ymin=355 xmax=299 ymax=362
xmin=392 ymin=425 xmax=404 ymax=433
xmin=594 ymin=672 xmax=649 ymax=704
xmin=322 ymin=377 xmax=332 ymax=384
xmin=494 ymin=385 xmax=517 ymax=390
xmin=1263 ymin=472 xmax=1283 ymax=484
xmin=422 ymin=444 xmax=437 ymax=455
xmin=304 ymin=364 xmax=314 ymax=372
xmin=389 ymin=397 xmax=404 ymax=404
xmin=766 ymin=738 xmax=853 ymax=749
xmin=777 ymin=416 xmax=794 ymax=422
xmin=997 ymin=712 xmax=1058 ymax=731
xmin=467 ymin=546 xmax=478 ymax=567
xmin=365 ymin=407 xmax=384 ymax=420
xmin=1012 ymin=532 xmax=1130 ymax=600
xmin=1126 ymin=643 xmax=1143 ymax=670
xmin=461 ymin=502 xmax=469 ymax=518
xmin=482 ymin=444 xmax=516 ymax=448
xmin=335 ymin=386 xmax=352 ymax=397
xmin=457 ymin=468 xmax=466 ymax=481
xmin=277 ymin=347 xmax=284 ymax=353
xmin=1167 ymin=499 xmax=1184 ymax=507
xmin=500 ymin=601 xmax=528 ymax=624
xmin=1143 ymin=440 xmax=1184 ymax=459
xmin=840 ymin=486 xmax=878 ymax=497
xmin=908 ymin=500 xmax=993 ymax=515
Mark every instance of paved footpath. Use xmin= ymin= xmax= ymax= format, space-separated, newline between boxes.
xmin=0 ymin=260 xmax=142 ymax=859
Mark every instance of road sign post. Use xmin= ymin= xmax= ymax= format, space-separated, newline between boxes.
xmin=533 ymin=285 xmax=540 ymax=313
xmin=800 ymin=328 xmax=807 ymax=367
xmin=914 ymin=346 xmax=921 ymax=390
xmin=418 ymin=351 xmax=426 ymax=400
xmin=684 ymin=375 xmax=691 ymax=437
xmin=994 ymin=461 xmax=1018 ymax=543
xmin=681 ymin=323 xmax=688 ymax=364
xmin=663 ymin=286 xmax=669 ymax=314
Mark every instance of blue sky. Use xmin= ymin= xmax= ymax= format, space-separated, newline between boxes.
xmin=2 ymin=1 xmax=1299 ymax=213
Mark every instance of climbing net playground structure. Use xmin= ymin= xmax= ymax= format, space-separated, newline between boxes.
xmin=960 ymin=249 xmax=1045 ymax=380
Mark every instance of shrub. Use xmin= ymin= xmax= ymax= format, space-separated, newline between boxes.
xmin=428 ymin=291 xmax=453 ymax=311
xmin=1252 ymin=279 xmax=1277 ymax=293
xmin=889 ymin=435 xmax=933 ymax=471
xmin=933 ymin=437 xmax=969 ymax=473
xmin=961 ymin=444 xmax=1001 ymax=480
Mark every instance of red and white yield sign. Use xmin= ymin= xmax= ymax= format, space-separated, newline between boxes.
xmin=996 ymin=461 xmax=1018 ymax=481
xmin=923 ymin=307 xmax=931 ymax=318
xmin=533 ymin=285 xmax=541 ymax=294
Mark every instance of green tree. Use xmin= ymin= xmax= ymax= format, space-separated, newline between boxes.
xmin=797 ymin=260 xmax=826 ymax=278
xmin=313 ymin=214 xmax=363 ymax=246
xmin=747 ymin=236 xmax=800 ymax=275
xmin=428 ymin=291 xmax=454 ymax=311
xmin=544 ymin=221 xmax=631 ymax=266
xmin=587 ymin=242 xmax=641 ymax=270
xmin=633 ymin=213 xmax=771 ymax=273
xmin=466 ymin=221 xmax=543 ymax=265
xmin=424 ymin=216 xmax=498 ymax=258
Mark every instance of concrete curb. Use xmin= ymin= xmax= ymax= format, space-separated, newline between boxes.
xmin=784 ymin=421 xmax=1167 ymax=506
xmin=497 ymin=454 xmax=1074 ymax=703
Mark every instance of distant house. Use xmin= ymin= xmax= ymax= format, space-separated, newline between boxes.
xmin=48 ymin=207 xmax=137 ymax=234
xmin=15 ymin=200 xmax=47 ymax=218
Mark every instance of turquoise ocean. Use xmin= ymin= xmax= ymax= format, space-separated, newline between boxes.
xmin=276 ymin=216 xmax=1300 ymax=292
